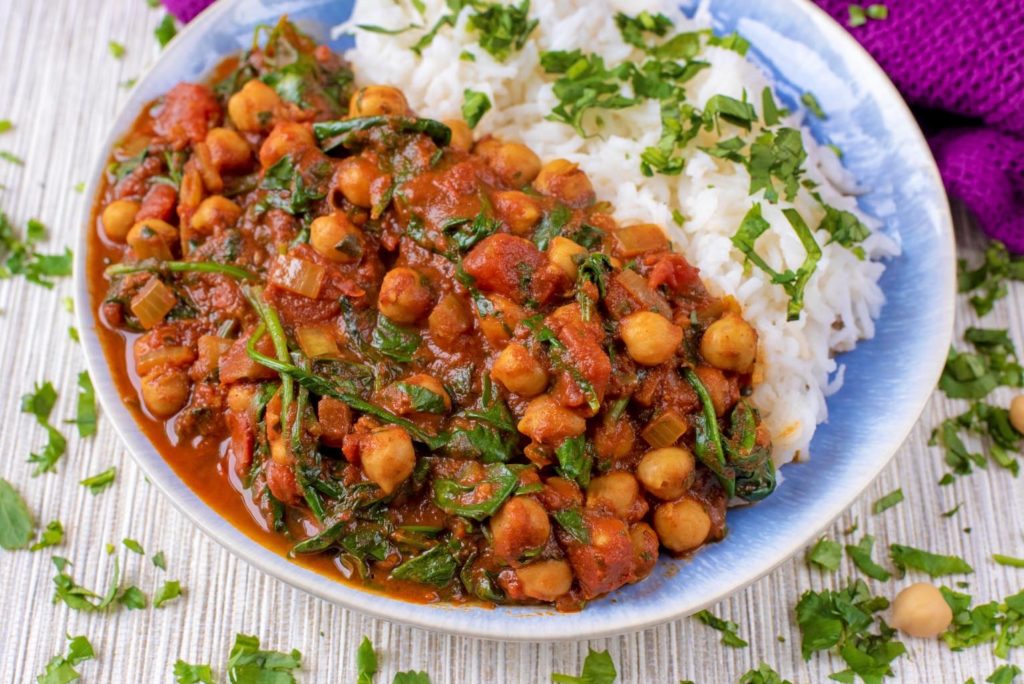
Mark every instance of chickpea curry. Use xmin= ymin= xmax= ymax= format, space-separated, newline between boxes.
xmin=89 ymin=19 xmax=776 ymax=610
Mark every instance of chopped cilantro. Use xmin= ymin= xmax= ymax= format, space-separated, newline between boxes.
xmin=356 ymin=636 xmax=377 ymax=684
xmin=80 ymin=467 xmax=117 ymax=495
xmin=0 ymin=150 xmax=24 ymax=165
xmin=0 ymin=478 xmax=34 ymax=550
xmin=866 ymin=4 xmax=889 ymax=20
xmin=30 ymin=520 xmax=64 ymax=551
xmin=67 ymin=371 xmax=97 ymax=438
xmin=731 ymin=204 xmax=821 ymax=320
xmin=0 ymin=120 xmax=11 ymax=134
xmin=461 ymin=88 xmax=491 ymax=129
xmin=958 ymin=241 xmax=1024 ymax=316
xmin=747 ymin=127 xmax=807 ymax=202
xmin=708 ymin=31 xmax=750 ymax=56
xmin=615 ymin=11 xmax=673 ymax=49
xmin=1 ymin=213 xmax=73 ymax=288
xmin=801 ymin=92 xmax=826 ymax=119
xmin=37 ymin=634 xmax=95 ymax=684
xmin=73 ymin=181 xmax=85 ymax=193
xmin=872 ymin=489 xmax=904 ymax=515
xmin=155 ymin=14 xmax=177 ymax=48
xmin=942 ymin=503 xmax=963 ymax=518
xmin=108 ymin=41 xmax=126 ymax=58
xmin=993 ymin=554 xmax=1024 ymax=568
xmin=694 ymin=609 xmax=749 ymax=647
xmin=540 ymin=49 xmax=636 ymax=136
xmin=939 ymin=328 xmax=1024 ymax=400
xmin=52 ymin=555 xmax=121 ymax=611
xmin=118 ymin=585 xmax=148 ymax=610
xmin=152 ymin=550 xmax=167 ymax=570
xmin=123 ymin=538 xmax=145 ymax=554
xmin=467 ymin=0 xmax=538 ymax=62
xmin=551 ymin=648 xmax=616 ymax=683
xmin=890 ymin=544 xmax=973 ymax=577
xmin=226 ymin=633 xmax=302 ymax=683
xmin=174 ymin=660 xmax=215 ymax=684
xmin=940 ymin=586 xmax=1024 ymax=659
xmin=393 ymin=672 xmax=432 ymax=684
xmin=739 ymin=663 xmax=793 ymax=684
xmin=845 ymin=535 xmax=892 ymax=581
xmin=819 ymin=203 xmax=870 ymax=257
xmin=807 ymin=537 xmax=842 ymax=571
xmin=356 ymin=23 xmax=421 ymax=35
xmin=20 ymin=381 xmax=68 ymax=475
xmin=848 ymin=5 xmax=868 ymax=27
xmin=154 ymin=579 xmax=183 ymax=607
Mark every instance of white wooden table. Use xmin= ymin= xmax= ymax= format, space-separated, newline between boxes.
xmin=1 ymin=1 xmax=1021 ymax=681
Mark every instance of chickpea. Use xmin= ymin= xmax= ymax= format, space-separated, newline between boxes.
xmin=701 ymin=313 xmax=757 ymax=374
xmin=101 ymin=199 xmax=141 ymax=242
xmin=428 ymin=294 xmax=472 ymax=347
xmin=400 ymin=373 xmax=452 ymax=413
xmin=227 ymin=79 xmax=281 ymax=133
xmin=259 ymin=121 xmax=315 ymax=169
xmin=126 ymin=219 xmax=178 ymax=261
xmin=491 ymin=343 xmax=549 ymax=397
xmin=1010 ymin=395 xmax=1024 ymax=434
xmin=477 ymin=294 xmax=527 ymax=348
xmin=334 ymin=156 xmax=381 ymax=208
xmin=140 ymin=368 xmax=190 ymax=419
xmin=891 ymin=583 xmax=953 ymax=638
xmin=378 ymin=267 xmax=433 ymax=324
xmin=444 ymin=118 xmax=473 ymax=152
xmin=629 ymin=522 xmax=659 ymax=581
xmin=619 ymin=311 xmax=683 ymax=366
xmin=695 ymin=365 xmax=737 ymax=417
xmin=490 ymin=496 xmax=551 ymax=561
xmin=517 ymin=395 xmax=587 ymax=445
xmin=533 ymin=159 xmax=595 ymax=207
xmin=190 ymin=195 xmax=242 ymax=235
xmin=637 ymin=447 xmax=695 ymax=500
xmin=310 ymin=212 xmax=364 ymax=264
xmin=206 ymin=127 xmax=251 ymax=171
xmin=360 ymin=426 xmax=416 ymax=494
xmin=515 ymin=560 xmax=573 ymax=602
xmin=349 ymin=85 xmax=409 ymax=118
xmin=477 ymin=140 xmax=541 ymax=186
xmin=586 ymin=472 xmax=640 ymax=519
xmin=547 ymin=236 xmax=587 ymax=280
xmin=653 ymin=498 xmax=711 ymax=553
xmin=492 ymin=190 xmax=542 ymax=236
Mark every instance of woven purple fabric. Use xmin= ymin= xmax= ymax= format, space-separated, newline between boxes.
xmin=161 ymin=0 xmax=212 ymax=23
xmin=159 ymin=0 xmax=1024 ymax=249
xmin=813 ymin=0 xmax=1024 ymax=250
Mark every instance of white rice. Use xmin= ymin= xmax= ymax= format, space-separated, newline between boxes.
xmin=336 ymin=0 xmax=900 ymax=465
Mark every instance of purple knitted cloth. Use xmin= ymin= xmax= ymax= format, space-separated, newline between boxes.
xmin=162 ymin=0 xmax=1024 ymax=249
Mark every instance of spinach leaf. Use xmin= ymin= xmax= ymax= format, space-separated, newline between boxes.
xmin=313 ymin=116 xmax=452 ymax=151
xmin=396 ymin=382 xmax=447 ymax=414
xmin=533 ymin=203 xmax=572 ymax=251
xmin=432 ymin=463 xmax=518 ymax=520
xmin=461 ymin=88 xmax=491 ymax=129
xmin=554 ymin=436 xmax=592 ymax=488
xmin=259 ymin=155 xmax=325 ymax=216
xmin=443 ymin=210 xmax=501 ymax=252
xmin=460 ymin=553 xmax=505 ymax=602
xmin=390 ymin=541 xmax=460 ymax=587
xmin=371 ymin=314 xmax=422 ymax=363
xmin=552 ymin=508 xmax=590 ymax=544
xmin=683 ymin=368 xmax=733 ymax=497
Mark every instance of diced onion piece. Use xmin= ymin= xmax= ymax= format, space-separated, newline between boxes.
xmin=197 ymin=335 xmax=232 ymax=368
xmin=615 ymin=269 xmax=671 ymax=317
xmin=296 ymin=325 xmax=339 ymax=359
xmin=641 ymin=410 xmax=688 ymax=448
xmin=614 ymin=224 xmax=667 ymax=257
xmin=269 ymin=255 xmax=326 ymax=299
xmin=137 ymin=345 xmax=196 ymax=376
xmin=130 ymin=277 xmax=177 ymax=329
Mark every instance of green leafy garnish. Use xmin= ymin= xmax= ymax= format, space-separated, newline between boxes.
xmin=155 ymin=579 xmax=183 ymax=607
xmin=432 ymin=463 xmax=517 ymax=520
xmin=801 ymin=92 xmax=826 ymax=119
xmin=173 ymin=660 xmax=215 ymax=684
xmin=104 ymin=259 xmax=258 ymax=282
xmin=731 ymin=204 xmax=822 ymax=321
xmin=155 ymin=14 xmax=177 ymax=48
xmin=21 ymin=381 xmax=68 ymax=475
xmin=0 ymin=150 xmax=24 ymax=165
xmin=940 ymin=586 xmax=1024 ymax=659
xmin=819 ymin=204 xmax=870 ymax=257
xmin=356 ymin=636 xmax=377 ymax=684
xmin=554 ymin=436 xmax=592 ymax=488
xmin=80 ymin=467 xmax=117 ymax=495
xmin=461 ymin=88 xmax=491 ymax=129
xmin=118 ymin=585 xmax=148 ymax=610
xmin=551 ymin=648 xmax=617 ymax=683
xmin=848 ymin=5 xmax=868 ymax=27
xmin=540 ymin=49 xmax=637 ymax=136
xmin=258 ymin=154 xmax=326 ymax=216
xmin=807 ymin=537 xmax=842 ymax=571
xmin=390 ymin=541 xmax=460 ymax=586
xmin=0 ymin=478 xmax=34 ymax=550
xmin=889 ymin=544 xmax=973 ymax=578
xmin=551 ymin=508 xmax=589 ymax=544
xmin=37 ymin=635 xmax=95 ymax=684
xmin=0 ymin=120 xmax=11 ymax=134
xmin=226 ymin=633 xmax=302 ymax=683
xmin=108 ymin=40 xmax=126 ymax=58
xmin=467 ymin=0 xmax=538 ymax=61
xmin=68 ymin=371 xmax=97 ymax=438
xmin=739 ymin=663 xmax=793 ymax=684
xmin=395 ymin=382 xmax=447 ymax=414
xmin=393 ymin=672 xmax=432 ymax=684
xmin=930 ymin=401 xmax=1022 ymax=480
xmin=52 ymin=555 xmax=121 ymax=611
xmin=123 ymin=538 xmax=144 ymax=554
xmin=871 ymin=489 xmax=903 ymax=515
xmin=152 ymin=550 xmax=167 ymax=570
xmin=683 ymin=367 xmax=731 ymax=497
xmin=845 ymin=535 xmax=892 ymax=582
xmin=939 ymin=328 xmax=1023 ymax=399
xmin=30 ymin=520 xmax=64 ymax=551
xmin=866 ymin=4 xmax=889 ymax=20
xmin=957 ymin=241 xmax=1024 ymax=316
xmin=993 ymin=554 xmax=1024 ymax=568
xmin=1 ymin=213 xmax=73 ymax=288
xmin=695 ymin=609 xmax=749 ymax=648
xmin=313 ymin=116 xmax=452 ymax=151
xmin=443 ymin=210 xmax=501 ymax=252
xmin=371 ymin=314 xmax=422 ymax=363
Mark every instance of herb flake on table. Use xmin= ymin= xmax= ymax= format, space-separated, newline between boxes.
xmin=393 ymin=672 xmax=432 ymax=684
xmin=930 ymin=401 xmax=1022 ymax=480
xmin=118 ymin=585 xmax=148 ymax=610
xmin=872 ymin=488 xmax=904 ymax=514
xmin=108 ymin=40 xmax=126 ymax=58
xmin=807 ymin=537 xmax=842 ymax=571
xmin=0 ymin=477 xmax=34 ymax=550
xmin=694 ymin=609 xmax=749 ymax=647
xmin=958 ymin=240 xmax=1024 ymax=316
xmin=154 ymin=579 xmax=183 ymax=608
xmin=155 ymin=13 xmax=177 ymax=48
xmin=551 ymin=648 xmax=617 ymax=684
xmin=1 ymin=212 xmax=73 ymax=288
xmin=152 ymin=550 xmax=167 ymax=570
xmin=37 ymin=634 xmax=95 ymax=684
xmin=68 ymin=371 xmax=97 ymax=438
xmin=739 ymin=663 xmax=793 ymax=684
xmin=845 ymin=535 xmax=892 ymax=582
xmin=0 ymin=150 xmax=23 ymax=165
xmin=890 ymin=544 xmax=973 ymax=578
xmin=940 ymin=587 xmax=1024 ymax=659
xmin=52 ymin=555 xmax=121 ymax=612
xmin=174 ymin=660 xmax=215 ymax=684
xmin=226 ymin=633 xmax=302 ymax=684
xmin=993 ymin=554 xmax=1024 ymax=568
xmin=30 ymin=520 xmax=64 ymax=551
xmin=939 ymin=328 xmax=1024 ymax=400
xmin=356 ymin=636 xmax=377 ymax=684
xmin=80 ymin=467 xmax=117 ymax=495
xmin=0 ymin=120 xmax=11 ymax=134
xmin=123 ymin=538 xmax=144 ymax=554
